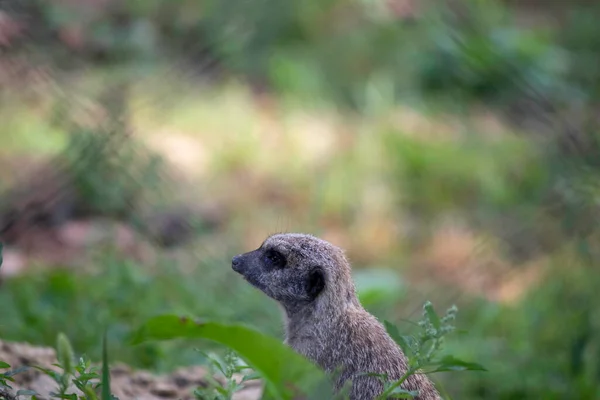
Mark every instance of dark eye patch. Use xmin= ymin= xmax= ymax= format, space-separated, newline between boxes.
xmin=263 ymin=249 xmax=287 ymax=269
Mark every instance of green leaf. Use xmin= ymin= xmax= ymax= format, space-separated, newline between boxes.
xmin=6 ymin=366 xmax=29 ymax=377
xmin=358 ymin=372 xmax=388 ymax=384
xmin=302 ymin=376 xmax=341 ymax=400
xmin=83 ymin=385 xmax=99 ymax=400
xmin=384 ymin=320 xmax=401 ymax=342
xmin=429 ymin=356 xmax=487 ymax=372
xmin=131 ymin=315 xmax=330 ymax=400
xmin=215 ymin=386 xmax=228 ymax=395
xmin=211 ymin=358 xmax=228 ymax=377
xmin=389 ymin=387 xmax=419 ymax=398
xmin=101 ymin=332 xmax=112 ymax=400
xmin=424 ymin=302 xmax=442 ymax=331
xmin=77 ymin=373 xmax=99 ymax=381
xmin=33 ymin=366 xmax=60 ymax=382
xmin=384 ymin=321 xmax=414 ymax=357
xmin=16 ymin=389 xmax=39 ymax=397
xmin=241 ymin=372 xmax=261 ymax=383
xmin=0 ymin=361 xmax=10 ymax=369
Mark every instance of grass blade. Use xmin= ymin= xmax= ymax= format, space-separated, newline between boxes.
xmin=101 ymin=332 xmax=112 ymax=400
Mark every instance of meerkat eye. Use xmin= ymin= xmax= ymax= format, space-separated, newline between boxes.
xmin=264 ymin=249 xmax=286 ymax=268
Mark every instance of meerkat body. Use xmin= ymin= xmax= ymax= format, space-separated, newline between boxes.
xmin=232 ymin=233 xmax=440 ymax=400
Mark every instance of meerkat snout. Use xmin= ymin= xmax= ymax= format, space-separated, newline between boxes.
xmin=231 ymin=254 xmax=244 ymax=272
xmin=232 ymin=233 xmax=441 ymax=400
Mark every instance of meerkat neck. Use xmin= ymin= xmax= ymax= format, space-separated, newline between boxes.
xmin=283 ymin=295 xmax=361 ymax=345
xmin=283 ymin=306 xmax=334 ymax=351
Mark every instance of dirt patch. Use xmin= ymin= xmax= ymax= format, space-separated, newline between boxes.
xmin=0 ymin=339 xmax=262 ymax=400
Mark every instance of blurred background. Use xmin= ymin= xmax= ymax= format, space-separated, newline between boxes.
xmin=1 ymin=0 xmax=600 ymax=398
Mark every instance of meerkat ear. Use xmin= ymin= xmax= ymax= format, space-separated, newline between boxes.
xmin=306 ymin=267 xmax=325 ymax=300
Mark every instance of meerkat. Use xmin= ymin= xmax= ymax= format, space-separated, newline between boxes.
xmin=231 ymin=233 xmax=441 ymax=400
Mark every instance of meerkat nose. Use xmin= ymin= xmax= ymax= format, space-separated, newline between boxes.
xmin=231 ymin=254 xmax=244 ymax=272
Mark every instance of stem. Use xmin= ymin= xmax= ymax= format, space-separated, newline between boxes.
xmin=376 ymin=367 xmax=418 ymax=399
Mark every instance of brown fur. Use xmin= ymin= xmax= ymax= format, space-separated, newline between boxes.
xmin=232 ymin=233 xmax=441 ymax=400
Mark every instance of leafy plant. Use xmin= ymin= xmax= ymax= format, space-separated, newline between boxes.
xmin=131 ymin=316 xmax=333 ymax=400
xmin=0 ymin=362 xmax=12 ymax=390
xmin=375 ymin=302 xmax=486 ymax=399
xmin=101 ymin=333 xmax=115 ymax=400
xmin=29 ymin=333 xmax=117 ymax=400
xmin=0 ymin=243 xmax=19 ymax=400
xmin=193 ymin=350 xmax=260 ymax=400
xmin=0 ymin=361 xmax=30 ymax=400
xmin=0 ymin=332 xmax=118 ymax=400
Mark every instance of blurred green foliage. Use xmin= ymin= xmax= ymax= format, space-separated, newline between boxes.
xmin=4 ymin=0 xmax=596 ymax=110
xmin=0 ymin=252 xmax=282 ymax=372
xmin=443 ymin=250 xmax=600 ymax=399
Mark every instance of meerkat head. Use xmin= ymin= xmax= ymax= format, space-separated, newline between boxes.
xmin=232 ymin=233 xmax=358 ymax=314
